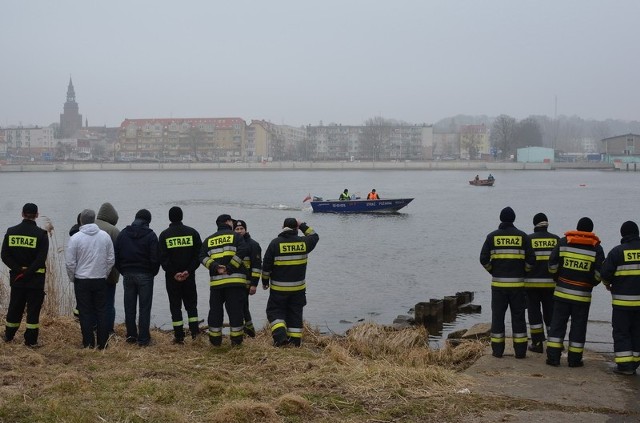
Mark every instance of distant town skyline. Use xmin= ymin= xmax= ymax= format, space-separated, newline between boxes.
xmin=2 ymin=1 xmax=639 ymax=128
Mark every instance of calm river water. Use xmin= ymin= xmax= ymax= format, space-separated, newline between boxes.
xmin=0 ymin=168 xmax=636 ymax=351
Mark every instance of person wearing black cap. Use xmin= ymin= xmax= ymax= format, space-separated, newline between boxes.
xmin=546 ymin=217 xmax=604 ymax=368
xmin=114 ymin=209 xmax=160 ymax=347
xmin=339 ymin=189 xmax=350 ymax=200
xmin=262 ymin=217 xmax=319 ymax=347
xmin=480 ymin=206 xmax=535 ymax=359
xmin=158 ymin=206 xmax=203 ymax=344
xmin=601 ymin=221 xmax=640 ymax=375
xmin=233 ymin=219 xmax=262 ymax=338
xmin=524 ymin=212 xmax=560 ymax=353
xmin=1 ymin=203 xmax=49 ymax=347
xmin=367 ymin=189 xmax=380 ymax=200
xmin=199 ymin=214 xmax=250 ymax=346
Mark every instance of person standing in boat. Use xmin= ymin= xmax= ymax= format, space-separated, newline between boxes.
xmin=339 ymin=189 xmax=350 ymax=200
xmin=367 ymin=189 xmax=380 ymax=200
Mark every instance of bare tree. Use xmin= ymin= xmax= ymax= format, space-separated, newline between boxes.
xmin=514 ymin=118 xmax=543 ymax=150
xmin=490 ymin=115 xmax=517 ymax=159
xmin=361 ymin=116 xmax=392 ymax=160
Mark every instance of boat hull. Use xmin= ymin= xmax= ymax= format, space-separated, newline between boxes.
xmin=310 ymin=198 xmax=414 ymax=213
xmin=469 ymin=179 xmax=494 ymax=186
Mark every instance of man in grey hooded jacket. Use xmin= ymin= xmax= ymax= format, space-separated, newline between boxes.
xmin=96 ymin=202 xmax=120 ymax=334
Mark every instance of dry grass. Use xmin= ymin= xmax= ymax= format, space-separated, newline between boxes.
xmin=0 ymin=316 xmax=491 ymax=423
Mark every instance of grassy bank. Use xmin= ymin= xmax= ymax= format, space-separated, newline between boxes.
xmin=0 ymin=319 xmax=489 ymax=423
xmin=1 ymin=219 xmax=493 ymax=422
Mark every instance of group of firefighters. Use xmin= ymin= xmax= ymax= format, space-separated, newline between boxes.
xmin=481 ymin=207 xmax=640 ymax=375
xmin=3 ymin=200 xmax=637 ymax=375
xmin=1 ymin=202 xmax=319 ymax=349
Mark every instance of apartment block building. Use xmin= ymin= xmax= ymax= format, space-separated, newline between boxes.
xmin=2 ymin=126 xmax=56 ymax=160
xmin=118 ymin=118 xmax=246 ymax=161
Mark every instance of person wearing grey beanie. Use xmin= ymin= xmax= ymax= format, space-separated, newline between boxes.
xmin=525 ymin=212 xmax=560 ymax=353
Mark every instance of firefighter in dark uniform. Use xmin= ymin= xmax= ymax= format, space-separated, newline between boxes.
xmin=525 ymin=212 xmax=560 ymax=353
xmin=233 ymin=219 xmax=262 ymax=338
xmin=546 ymin=217 xmax=604 ymax=367
xmin=262 ymin=218 xmax=319 ymax=347
xmin=199 ymin=214 xmax=249 ymax=346
xmin=600 ymin=220 xmax=640 ymax=375
xmin=480 ymin=206 xmax=535 ymax=359
xmin=1 ymin=203 xmax=49 ymax=347
xmin=159 ymin=206 xmax=203 ymax=344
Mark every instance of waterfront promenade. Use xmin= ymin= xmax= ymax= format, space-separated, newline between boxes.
xmin=0 ymin=160 xmax=614 ymax=172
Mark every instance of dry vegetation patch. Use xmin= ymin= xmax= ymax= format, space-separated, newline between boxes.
xmin=0 ymin=317 xmax=490 ymax=422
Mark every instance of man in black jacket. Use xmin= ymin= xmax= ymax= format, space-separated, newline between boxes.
xmin=200 ymin=214 xmax=249 ymax=346
xmin=233 ymin=219 xmax=262 ymax=338
xmin=115 ymin=209 xmax=160 ymax=347
xmin=546 ymin=217 xmax=604 ymax=367
xmin=480 ymin=207 xmax=535 ymax=359
xmin=524 ymin=212 xmax=560 ymax=353
xmin=159 ymin=207 xmax=202 ymax=343
xmin=262 ymin=218 xmax=319 ymax=347
xmin=601 ymin=221 xmax=640 ymax=375
xmin=1 ymin=203 xmax=49 ymax=347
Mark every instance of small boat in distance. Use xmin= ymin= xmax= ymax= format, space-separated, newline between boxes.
xmin=308 ymin=197 xmax=414 ymax=213
xmin=469 ymin=177 xmax=495 ymax=186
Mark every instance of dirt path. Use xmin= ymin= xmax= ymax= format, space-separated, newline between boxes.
xmin=463 ymin=344 xmax=640 ymax=422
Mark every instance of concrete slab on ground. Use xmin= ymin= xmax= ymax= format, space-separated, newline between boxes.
xmin=463 ymin=343 xmax=640 ymax=422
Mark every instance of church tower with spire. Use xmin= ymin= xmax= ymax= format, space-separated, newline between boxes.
xmin=59 ymin=77 xmax=83 ymax=138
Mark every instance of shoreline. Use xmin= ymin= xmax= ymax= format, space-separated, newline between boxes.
xmin=0 ymin=160 xmax=616 ymax=172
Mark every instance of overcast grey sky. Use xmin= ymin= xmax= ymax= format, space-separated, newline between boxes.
xmin=2 ymin=1 xmax=638 ymax=128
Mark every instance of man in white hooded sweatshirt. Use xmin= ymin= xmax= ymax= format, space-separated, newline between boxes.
xmin=66 ymin=209 xmax=115 ymax=349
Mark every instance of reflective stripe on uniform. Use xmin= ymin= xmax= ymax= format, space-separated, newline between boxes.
xmin=209 ymin=272 xmax=247 ymax=287
xmin=287 ymin=327 xmax=303 ymax=338
xmin=173 ymin=320 xmax=184 ymax=327
xmin=513 ymin=332 xmax=528 ymax=343
xmin=568 ymin=341 xmax=584 ymax=353
xmin=524 ymin=278 xmax=555 ymax=288
xmin=559 ymin=246 xmax=597 ymax=261
xmin=230 ymin=326 xmax=244 ymax=337
xmin=490 ymin=248 xmax=525 ymax=260
xmin=25 ymin=323 xmax=39 ymax=329
xmin=271 ymin=319 xmax=286 ymax=332
xmin=208 ymin=327 xmax=222 ymax=337
xmin=547 ymin=336 xmax=564 ymax=349
xmin=274 ymin=254 xmax=308 ymax=266
xmin=614 ymin=263 xmax=640 ymax=277
xmin=490 ymin=332 xmax=505 ymax=344
xmin=270 ymin=279 xmax=306 ymax=292
xmin=491 ymin=277 xmax=524 ymax=288
xmin=534 ymin=251 xmax=551 ymax=260
xmin=554 ymin=286 xmax=592 ymax=302
xmin=529 ymin=323 xmax=544 ymax=334
xmin=614 ymin=350 xmax=635 ymax=363
xmin=612 ymin=294 xmax=640 ymax=307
